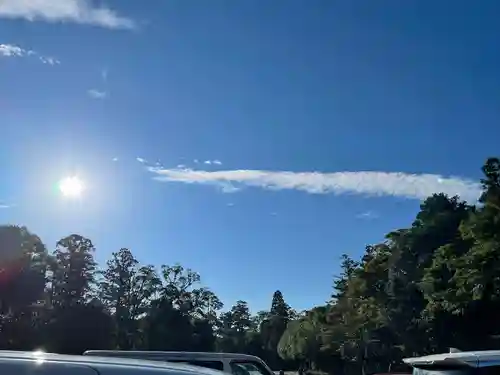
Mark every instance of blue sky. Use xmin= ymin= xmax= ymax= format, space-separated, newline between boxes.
xmin=1 ymin=0 xmax=499 ymax=312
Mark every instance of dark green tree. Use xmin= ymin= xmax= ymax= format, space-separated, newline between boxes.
xmin=217 ymin=300 xmax=254 ymax=352
xmin=49 ymin=234 xmax=97 ymax=308
xmin=0 ymin=225 xmax=48 ymax=350
xmin=261 ymin=291 xmax=292 ymax=368
xmin=144 ymin=264 xmax=219 ymax=351
xmin=99 ymin=248 xmax=161 ymax=349
xmin=0 ymin=225 xmax=48 ymax=315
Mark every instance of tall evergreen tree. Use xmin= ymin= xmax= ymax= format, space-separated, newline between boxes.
xmin=99 ymin=248 xmax=161 ymax=349
xmin=270 ymin=290 xmax=291 ymax=319
xmin=49 ymin=234 xmax=97 ymax=308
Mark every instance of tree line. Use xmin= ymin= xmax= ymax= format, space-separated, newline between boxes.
xmin=0 ymin=215 xmax=297 ymax=369
xmin=2 ymin=157 xmax=500 ymax=374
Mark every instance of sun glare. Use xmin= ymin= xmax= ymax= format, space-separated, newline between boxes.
xmin=59 ymin=176 xmax=85 ymax=198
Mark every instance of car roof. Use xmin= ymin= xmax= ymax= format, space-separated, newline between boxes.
xmin=83 ymin=351 xmax=263 ymax=362
xmin=403 ymin=350 xmax=500 ymax=368
xmin=0 ymin=350 xmax=226 ymax=375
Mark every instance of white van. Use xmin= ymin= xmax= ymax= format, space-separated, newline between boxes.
xmin=0 ymin=350 xmax=228 ymax=375
xmin=403 ymin=349 xmax=500 ymax=375
xmin=83 ymin=351 xmax=274 ymax=375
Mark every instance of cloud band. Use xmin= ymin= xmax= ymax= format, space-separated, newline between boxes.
xmin=148 ymin=167 xmax=481 ymax=201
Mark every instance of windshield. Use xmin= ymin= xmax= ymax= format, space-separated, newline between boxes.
xmin=414 ymin=368 xmax=472 ymax=375
xmin=230 ymin=361 xmax=273 ymax=375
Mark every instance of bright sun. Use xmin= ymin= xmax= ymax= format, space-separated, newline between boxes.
xmin=59 ymin=176 xmax=85 ymax=198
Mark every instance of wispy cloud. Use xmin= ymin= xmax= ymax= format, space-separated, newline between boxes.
xmin=0 ymin=202 xmax=12 ymax=209
xmin=102 ymin=68 xmax=108 ymax=82
xmin=88 ymin=68 xmax=109 ymax=99
xmin=220 ymin=184 xmax=240 ymax=193
xmin=203 ymin=160 xmax=223 ymax=165
xmin=87 ymin=89 xmax=107 ymax=99
xmin=147 ymin=168 xmax=482 ymax=202
xmin=0 ymin=0 xmax=136 ymax=30
xmin=112 ymin=157 xmax=119 ymax=162
xmin=0 ymin=44 xmax=24 ymax=57
xmin=38 ymin=56 xmax=59 ymax=65
xmin=356 ymin=211 xmax=379 ymax=220
xmin=136 ymin=157 xmax=146 ymax=164
xmin=0 ymin=43 xmax=59 ymax=64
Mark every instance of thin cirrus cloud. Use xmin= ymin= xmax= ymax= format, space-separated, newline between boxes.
xmin=356 ymin=211 xmax=380 ymax=220
xmin=147 ymin=167 xmax=482 ymax=202
xmin=102 ymin=69 xmax=108 ymax=82
xmin=87 ymin=89 xmax=108 ymax=99
xmin=0 ymin=43 xmax=60 ymax=65
xmin=0 ymin=0 xmax=136 ymax=30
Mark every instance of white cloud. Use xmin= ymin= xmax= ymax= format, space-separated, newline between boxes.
xmin=0 ymin=43 xmax=24 ymax=57
xmin=0 ymin=202 xmax=12 ymax=208
xmin=203 ymin=159 xmax=222 ymax=165
xmin=148 ymin=168 xmax=482 ymax=202
xmin=87 ymin=89 xmax=107 ymax=99
xmin=0 ymin=43 xmax=59 ymax=64
xmin=38 ymin=55 xmax=60 ymax=65
xmin=220 ymin=184 xmax=240 ymax=193
xmin=136 ymin=157 xmax=146 ymax=163
xmin=356 ymin=211 xmax=379 ymax=220
xmin=0 ymin=0 xmax=136 ymax=30
xmin=112 ymin=157 xmax=118 ymax=162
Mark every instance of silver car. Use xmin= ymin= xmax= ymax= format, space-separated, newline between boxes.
xmin=0 ymin=350 xmax=229 ymax=375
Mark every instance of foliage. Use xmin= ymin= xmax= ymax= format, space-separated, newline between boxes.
xmin=0 ymin=225 xmax=47 ymax=315
xmin=99 ymin=248 xmax=161 ymax=349
xmin=49 ymin=235 xmax=97 ymax=308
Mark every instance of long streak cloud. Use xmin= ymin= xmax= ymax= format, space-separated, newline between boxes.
xmin=148 ymin=167 xmax=481 ymax=202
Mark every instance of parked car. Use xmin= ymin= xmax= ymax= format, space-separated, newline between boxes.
xmin=403 ymin=349 xmax=500 ymax=375
xmin=0 ymin=350 xmax=228 ymax=375
xmin=83 ymin=350 xmax=275 ymax=375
